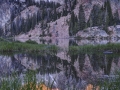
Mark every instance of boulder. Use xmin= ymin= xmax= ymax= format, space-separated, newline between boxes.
xmin=76 ymin=27 xmax=109 ymax=38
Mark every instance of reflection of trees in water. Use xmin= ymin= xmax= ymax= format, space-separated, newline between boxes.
xmin=11 ymin=56 xmax=25 ymax=74
xmin=13 ymin=53 xmax=62 ymax=74
xmin=17 ymin=53 xmax=82 ymax=89
xmin=78 ymin=53 xmax=85 ymax=71
xmin=1 ymin=52 xmax=120 ymax=87
xmin=1 ymin=52 xmax=120 ymax=90
xmin=113 ymin=56 xmax=119 ymax=65
xmin=69 ymin=40 xmax=78 ymax=64
xmin=0 ymin=55 xmax=26 ymax=76
xmin=70 ymin=54 xmax=78 ymax=65
xmin=36 ymin=54 xmax=62 ymax=74
xmin=62 ymin=59 xmax=79 ymax=82
xmin=88 ymin=53 xmax=120 ymax=75
xmin=104 ymin=54 xmax=114 ymax=75
xmin=89 ymin=53 xmax=104 ymax=72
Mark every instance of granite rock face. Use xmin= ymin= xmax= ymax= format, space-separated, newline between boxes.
xmin=0 ymin=0 xmax=120 ymax=37
xmin=76 ymin=27 xmax=109 ymax=38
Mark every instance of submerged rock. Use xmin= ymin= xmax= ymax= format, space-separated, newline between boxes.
xmin=103 ymin=50 xmax=113 ymax=54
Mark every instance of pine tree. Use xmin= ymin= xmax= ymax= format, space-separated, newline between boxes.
xmin=64 ymin=0 xmax=68 ymax=9
xmin=90 ymin=5 xmax=100 ymax=26
xmin=37 ymin=10 xmax=41 ymax=24
xmin=31 ymin=14 xmax=37 ymax=30
xmin=103 ymin=8 xmax=109 ymax=32
xmin=71 ymin=11 xmax=75 ymax=27
xmin=78 ymin=5 xmax=86 ymax=30
xmin=69 ymin=12 xmax=79 ymax=36
xmin=53 ymin=8 xmax=57 ymax=21
xmin=69 ymin=12 xmax=75 ymax=36
xmin=113 ymin=10 xmax=120 ymax=25
xmin=87 ymin=17 xmax=93 ymax=27
xmin=71 ymin=0 xmax=77 ymax=10
xmin=101 ymin=0 xmax=114 ymax=31
xmin=106 ymin=0 xmax=113 ymax=25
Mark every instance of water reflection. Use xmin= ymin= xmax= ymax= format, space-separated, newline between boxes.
xmin=0 ymin=51 xmax=120 ymax=89
xmin=78 ymin=53 xmax=85 ymax=72
xmin=2 ymin=38 xmax=120 ymax=89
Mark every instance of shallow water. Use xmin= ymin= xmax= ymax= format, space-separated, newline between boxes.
xmin=1 ymin=39 xmax=120 ymax=90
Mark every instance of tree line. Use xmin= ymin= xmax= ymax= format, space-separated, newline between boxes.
xmin=69 ymin=0 xmax=120 ymax=36
xmin=6 ymin=0 xmax=78 ymax=36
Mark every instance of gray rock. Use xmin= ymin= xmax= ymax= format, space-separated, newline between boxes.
xmin=76 ymin=27 xmax=109 ymax=38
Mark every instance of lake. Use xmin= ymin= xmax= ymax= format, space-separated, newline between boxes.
xmin=0 ymin=38 xmax=120 ymax=90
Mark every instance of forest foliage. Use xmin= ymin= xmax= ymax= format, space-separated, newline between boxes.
xmin=3 ymin=0 xmax=77 ymax=36
xmin=69 ymin=0 xmax=120 ymax=36
xmin=1 ymin=0 xmax=120 ymax=36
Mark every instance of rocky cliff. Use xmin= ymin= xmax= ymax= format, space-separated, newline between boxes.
xmin=0 ymin=0 xmax=120 ymax=38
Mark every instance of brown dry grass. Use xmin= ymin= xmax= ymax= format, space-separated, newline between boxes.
xmin=86 ymin=84 xmax=100 ymax=90
xmin=21 ymin=83 xmax=59 ymax=90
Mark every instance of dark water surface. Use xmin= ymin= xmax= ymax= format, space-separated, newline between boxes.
xmin=1 ymin=39 xmax=120 ymax=90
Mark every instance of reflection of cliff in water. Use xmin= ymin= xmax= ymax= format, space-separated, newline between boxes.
xmin=88 ymin=54 xmax=120 ymax=75
xmin=0 ymin=54 xmax=62 ymax=76
xmin=0 ymin=56 xmax=25 ymax=76
xmin=0 ymin=52 xmax=120 ymax=89
xmin=14 ymin=53 xmax=62 ymax=74
xmin=0 ymin=53 xmax=120 ymax=76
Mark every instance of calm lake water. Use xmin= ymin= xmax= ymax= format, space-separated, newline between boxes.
xmin=1 ymin=39 xmax=120 ymax=90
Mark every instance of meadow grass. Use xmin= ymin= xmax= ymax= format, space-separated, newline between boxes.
xmin=0 ymin=41 xmax=58 ymax=55
xmin=68 ymin=43 xmax=120 ymax=55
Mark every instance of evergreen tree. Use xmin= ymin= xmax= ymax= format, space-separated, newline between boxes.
xmin=64 ymin=0 xmax=68 ymax=9
xmin=105 ymin=0 xmax=113 ymax=25
xmin=78 ymin=5 xmax=86 ymax=30
xmin=31 ymin=14 xmax=37 ymax=30
xmin=87 ymin=17 xmax=93 ymax=27
xmin=37 ymin=10 xmax=41 ymax=24
xmin=71 ymin=11 xmax=75 ymax=27
xmin=71 ymin=0 xmax=77 ymax=10
xmin=103 ymin=8 xmax=109 ymax=32
xmin=62 ymin=8 xmax=68 ymax=16
xmin=25 ymin=14 xmax=31 ymax=33
xmin=53 ymin=8 xmax=57 ymax=21
xmin=21 ymin=18 xmax=25 ymax=33
xmin=113 ymin=10 xmax=120 ymax=25
xmin=69 ymin=12 xmax=75 ymax=36
xmin=41 ymin=8 xmax=45 ymax=20
xmin=88 ymin=4 xmax=105 ymax=27
xmin=69 ymin=12 xmax=79 ymax=36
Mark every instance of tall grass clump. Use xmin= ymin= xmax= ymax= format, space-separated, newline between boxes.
xmin=99 ymin=77 xmax=120 ymax=90
xmin=98 ymin=70 xmax=120 ymax=90
xmin=0 ymin=71 xmax=56 ymax=90
xmin=0 ymin=73 xmax=21 ymax=90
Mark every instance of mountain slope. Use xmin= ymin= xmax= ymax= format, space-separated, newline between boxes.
xmin=0 ymin=0 xmax=120 ymax=39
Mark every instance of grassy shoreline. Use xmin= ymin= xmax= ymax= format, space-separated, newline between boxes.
xmin=1 ymin=39 xmax=120 ymax=55
xmin=0 ymin=41 xmax=58 ymax=55
xmin=1 ymin=37 xmax=120 ymax=54
xmin=68 ymin=43 xmax=120 ymax=55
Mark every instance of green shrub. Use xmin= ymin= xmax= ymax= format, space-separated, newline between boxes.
xmin=26 ymin=40 xmax=38 ymax=44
